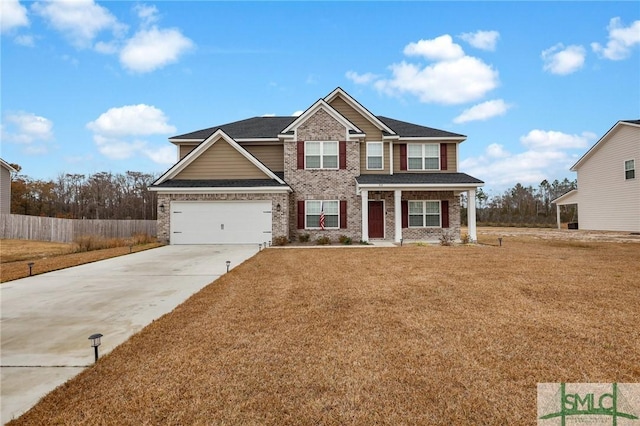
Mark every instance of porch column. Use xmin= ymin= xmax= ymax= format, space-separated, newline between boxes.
xmin=394 ymin=189 xmax=402 ymax=243
xmin=556 ymin=204 xmax=561 ymax=229
xmin=361 ymin=190 xmax=369 ymax=242
xmin=467 ymin=188 xmax=477 ymax=242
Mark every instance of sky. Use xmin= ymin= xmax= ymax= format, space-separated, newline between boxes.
xmin=1 ymin=1 xmax=639 ymax=196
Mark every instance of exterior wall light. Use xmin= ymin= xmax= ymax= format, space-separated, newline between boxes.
xmin=276 ymin=203 xmax=282 ymax=212
xmin=88 ymin=333 xmax=103 ymax=363
xmin=159 ymin=204 xmax=165 ymax=213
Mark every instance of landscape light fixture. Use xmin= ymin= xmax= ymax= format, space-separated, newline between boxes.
xmin=226 ymin=260 xmax=231 ymax=273
xmin=498 ymin=237 xmax=503 ymax=247
xmin=159 ymin=204 xmax=165 ymax=213
xmin=88 ymin=333 xmax=103 ymax=363
xmin=27 ymin=262 xmax=35 ymax=276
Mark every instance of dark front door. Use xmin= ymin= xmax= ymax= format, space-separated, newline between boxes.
xmin=368 ymin=201 xmax=384 ymax=238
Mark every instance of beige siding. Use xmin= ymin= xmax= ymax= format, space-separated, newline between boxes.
xmin=328 ymin=97 xmax=383 ymax=141
xmin=175 ymin=138 xmax=270 ymax=180
xmin=243 ymin=144 xmax=284 ymax=172
xmin=575 ymin=125 xmax=640 ymax=232
xmin=1 ymin=167 xmax=11 ymax=214
xmin=392 ymin=142 xmax=458 ymax=173
xmin=179 ymin=144 xmax=198 ymax=160
xmin=360 ymin=141 xmax=390 ymax=174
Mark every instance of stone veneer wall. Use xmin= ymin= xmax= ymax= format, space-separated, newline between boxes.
xmin=284 ymin=108 xmax=362 ymax=242
xmin=367 ymin=190 xmax=461 ymax=242
xmin=156 ymin=192 xmax=289 ymax=244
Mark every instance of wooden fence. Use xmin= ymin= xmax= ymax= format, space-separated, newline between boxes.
xmin=0 ymin=214 xmax=157 ymax=243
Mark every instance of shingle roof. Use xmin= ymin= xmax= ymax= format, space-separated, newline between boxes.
xmin=622 ymin=119 xmax=640 ymax=125
xmin=171 ymin=115 xmax=465 ymax=140
xmin=356 ymin=173 xmax=483 ymax=185
xmin=154 ymin=178 xmax=288 ymax=188
xmin=376 ymin=116 xmax=466 ymax=138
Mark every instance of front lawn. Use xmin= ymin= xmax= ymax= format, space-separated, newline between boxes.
xmin=9 ymin=236 xmax=640 ymax=425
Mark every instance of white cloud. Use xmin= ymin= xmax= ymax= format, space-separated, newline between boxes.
xmin=134 ymin=4 xmax=159 ymax=28
xmin=345 ymin=71 xmax=379 ymax=85
xmin=403 ymin=35 xmax=464 ymax=60
xmin=520 ymin=129 xmax=595 ymax=150
xmin=87 ymin=104 xmax=177 ymax=163
xmin=14 ymin=34 xmax=34 ymax=47
xmin=460 ymin=129 xmax=596 ymax=188
xmin=453 ymin=99 xmax=511 ymax=123
xmin=541 ymin=44 xmax=586 ymax=75
xmin=351 ymin=35 xmax=499 ymax=105
xmin=87 ymin=104 xmax=176 ymax=136
xmin=292 ymin=110 xmax=303 ymax=117
xmin=0 ymin=0 xmax=29 ymax=34
xmin=591 ymin=17 xmax=640 ymax=60
xmin=2 ymin=111 xmax=53 ymax=144
xmin=119 ymin=27 xmax=193 ymax=73
xmin=374 ymin=56 xmax=498 ymax=105
xmin=262 ymin=113 xmax=276 ymax=117
xmin=32 ymin=0 xmax=125 ymax=49
xmin=143 ymin=145 xmax=174 ymax=164
xmin=459 ymin=30 xmax=500 ymax=51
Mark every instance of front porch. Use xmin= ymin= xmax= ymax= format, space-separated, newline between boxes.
xmin=356 ymin=174 xmax=483 ymax=243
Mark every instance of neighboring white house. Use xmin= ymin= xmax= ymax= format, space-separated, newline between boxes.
xmin=1 ymin=159 xmax=17 ymax=214
xmin=553 ymin=120 xmax=639 ymax=232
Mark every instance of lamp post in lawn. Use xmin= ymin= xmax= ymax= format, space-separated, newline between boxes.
xmin=88 ymin=333 xmax=103 ymax=363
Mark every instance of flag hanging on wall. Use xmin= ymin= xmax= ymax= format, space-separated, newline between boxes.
xmin=319 ymin=201 xmax=325 ymax=230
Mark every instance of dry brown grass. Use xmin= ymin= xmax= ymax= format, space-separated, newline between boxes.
xmin=9 ymin=237 xmax=640 ymax=425
xmin=0 ymin=240 xmax=163 ymax=283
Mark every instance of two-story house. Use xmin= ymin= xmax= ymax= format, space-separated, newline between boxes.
xmin=150 ymin=88 xmax=483 ymax=244
xmin=553 ymin=119 xmax=639 ymax=232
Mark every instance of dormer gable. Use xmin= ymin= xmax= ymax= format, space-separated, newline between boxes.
xmin=281 ymin=98 xmax=362 ymax=140
xmin=324 ymin=87 xmax=395 ymax=136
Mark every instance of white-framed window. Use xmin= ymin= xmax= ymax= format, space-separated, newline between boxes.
xmin=366 ymin=142 xmax=384 ymax=170
xmin=408 ymin=200 xmax=441 ymax=227
xmin=625 ymin=159 xmax=635 ymax=180
xmin=407 ymin=143 xmax=440 ymax=170
xmin=306 ymin=141 xmax=338 ymax=169
xmin=306 ymin=200 xmax=339 ymax=228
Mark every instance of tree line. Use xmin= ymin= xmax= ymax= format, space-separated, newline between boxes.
xmin=462 ymin=178 xmax=578 ymax=226
xmin=9 ymin=164 xmax=158 ymax=220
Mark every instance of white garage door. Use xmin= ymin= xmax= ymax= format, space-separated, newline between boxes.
xmin=170 ymin=201 xmax=272 ymax=244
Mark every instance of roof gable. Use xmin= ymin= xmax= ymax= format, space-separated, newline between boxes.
xmin=281 ymin=98 xmax=362 ymax=136
xmin=1 ymin=159 xmax=17 ymax=173
xmin=571 ymin=120 xmax=640 ymax=171
xmin=154 ymin=129 xmax=285 ymax=185
xmin=324 ymin=87 xmax=395 ymax=135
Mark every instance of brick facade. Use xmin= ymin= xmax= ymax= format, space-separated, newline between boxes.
xmin=285 ymin=108 xmax=362 ymax=242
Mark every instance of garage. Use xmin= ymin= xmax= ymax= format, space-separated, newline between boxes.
xmin=170 ymin=201 xmax=272 ymax=244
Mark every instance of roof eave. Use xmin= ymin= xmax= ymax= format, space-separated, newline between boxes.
xmin=149 ymin=186 xmax=292 ymax=194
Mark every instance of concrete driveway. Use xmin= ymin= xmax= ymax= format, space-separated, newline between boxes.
xmin=0 ymin=245 xmax=258 ymax=424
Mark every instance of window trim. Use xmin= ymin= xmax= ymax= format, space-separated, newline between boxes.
xmin=407 ymin=200 xmax=442 ymax=228
xmin=366 ymin=141 xmax=384 ymax=170
xmin=625 ymin=159 xmax=635 ymax=180
xmin=305 ymin=141 xmax=339 ymax=170
xmin=305 ymin=200 xmax=339 ymax=229
xmin=407 ymin=143 xmax=440 ymax=171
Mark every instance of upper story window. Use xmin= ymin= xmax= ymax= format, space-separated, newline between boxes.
xmin=366 ymin=142 xmax=383 ymax=170
xmin=306 ymin=141 xmax=338 ymax=169
xmin=408 ymin=143 xmax=440 ymax=170
xmin=625 ymin=159 xmax=635 ymax=180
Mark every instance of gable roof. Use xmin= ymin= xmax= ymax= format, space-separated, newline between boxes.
xmin=170 ymin=116 xmax=296 ymax=141
xmin=280 ymin=98 xmax=362 ymax=135
xmin=154 ymin=129 xmax=286 ymax=186
xmin=571 ymin=119 xmax=640 ymax=171
xmin=1 ymin=159 xmax=17 ymax=173
xmin=324 ymin=87 xmax=395 ymax=135
xmin=377 ymin=117 xmax=466 ymax=139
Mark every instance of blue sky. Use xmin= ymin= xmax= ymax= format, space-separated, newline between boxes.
xmin=1 ymin=1 xmax=639 ymax=195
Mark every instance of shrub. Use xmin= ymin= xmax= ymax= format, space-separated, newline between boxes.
xmin=439 ymin=232 xmax=455 ymax=246
xmin=298 ymin=233 xmax=310 ymax=243
xmin=316 ymin=236 xmax=331 ymax=245
xmin=338 ymin=235 xmax=352 ymax=245
xmin=273 ymin=236 xmax=289 ymax=246
xmin=74 ymin=233 xmax=156 ymax=252
xmin=130 ymin=233 xmax=156 ymax=245
xmin=460 ymin=233 xmax=470 ymax=244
